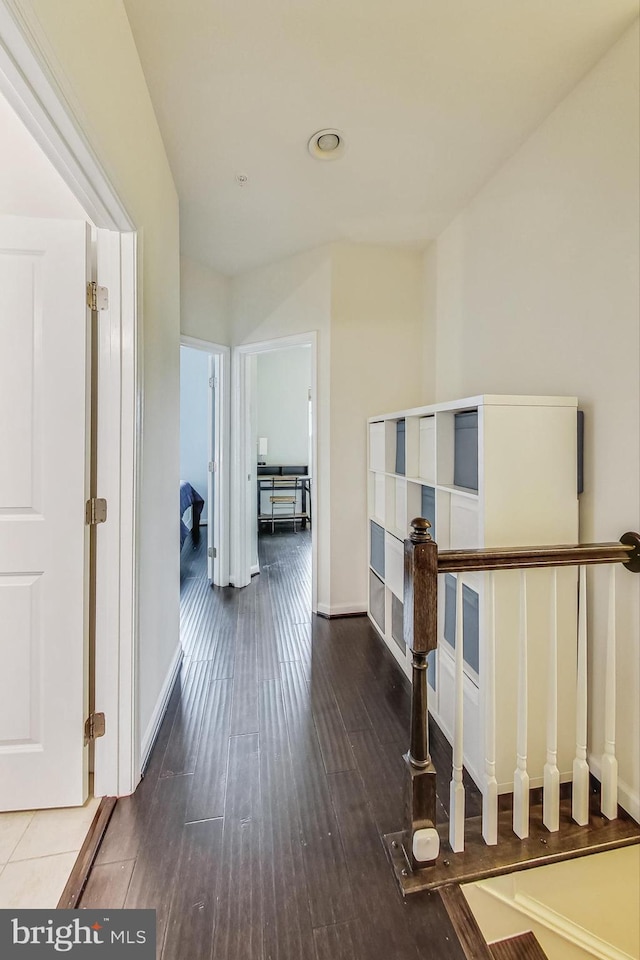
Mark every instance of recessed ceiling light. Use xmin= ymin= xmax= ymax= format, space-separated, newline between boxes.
xmin=308 ymin=129 xmax=345 ymax=161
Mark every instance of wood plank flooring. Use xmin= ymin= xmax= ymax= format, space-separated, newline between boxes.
xmin=81 ymin=529 xmax=474 ymax=959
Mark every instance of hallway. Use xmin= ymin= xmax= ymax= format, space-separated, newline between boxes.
xmin=80 ymin=530 xmax=470 ymax=959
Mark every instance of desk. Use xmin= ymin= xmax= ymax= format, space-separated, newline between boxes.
xmin=257 ymin=466 xmax=311 ymax=531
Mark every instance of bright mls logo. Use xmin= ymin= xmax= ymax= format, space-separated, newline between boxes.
xmin=0 ymin=910 xmax=155 ymax=957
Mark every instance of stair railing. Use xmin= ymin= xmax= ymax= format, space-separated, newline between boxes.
xmin=391 ymin=519 xmax=640 ymax=887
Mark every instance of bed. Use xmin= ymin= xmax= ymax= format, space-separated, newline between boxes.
xmin=180 ymin=481 xmax=205 ymax=549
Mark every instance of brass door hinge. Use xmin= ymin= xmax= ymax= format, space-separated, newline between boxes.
xmin=86 ymin=498 xmax=107 ymax=525
xmin=86 ymin=281 xmax=109 ymax=311
xmin=84 ymin=712 xmax=106 ymax=744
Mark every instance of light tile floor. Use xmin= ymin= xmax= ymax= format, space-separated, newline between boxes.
xmin=0 ymin=796 xmax=100 ymax=908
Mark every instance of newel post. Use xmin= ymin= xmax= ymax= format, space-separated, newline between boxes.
xmin=403 ymin=517 xmax=439 ymax=868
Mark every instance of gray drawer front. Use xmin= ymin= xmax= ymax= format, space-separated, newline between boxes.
xmin=395 ymin=419 xmax=406 ymax=476
xmin=391 ymin=593 xmax=406 ymax=654
xmin=427 ymin=651 xmax=436 ymax=690
xmin=370 ymin=520 xmax=385 ymax=578
xmin=454 ymin=410 xmax=478 ymax=491
xmin=443 ymin=574 xmax=480 ymax=676
xmin=421 ymin=485 xmax=436 ymax=538
xmin=369 ymin=569 xmax=385 ymax=630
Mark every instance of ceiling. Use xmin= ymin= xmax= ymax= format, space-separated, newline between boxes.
xmin=123 ymin=0 xmax=639 ymax=276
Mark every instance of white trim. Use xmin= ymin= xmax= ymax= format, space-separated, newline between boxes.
xmin=0 ymin=2 xmax=140 ymax=798
xmin=317 ymin=602 xmax=367 ymax=617
xmin=250 ymin=564 xmax=260 ymax=577
xmin=140 ymin=644 xmax=183 ymax=772
xmin=180 ymin=336 xmax=231 ymax=587
xmin=231 ymin=332 xmax=318 ymax=607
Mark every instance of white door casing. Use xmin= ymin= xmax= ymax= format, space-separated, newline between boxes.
xmin=207 ymin=355 xmax=215 ymax=582
xmin=0 ymin=214 xmax=90 ymax=811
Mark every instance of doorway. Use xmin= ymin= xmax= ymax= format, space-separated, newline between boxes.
xmin=179 ymin=336 xmax=230 ymax=590
xmin=231 ymin=333 xmax=317 ymax=609
xmin=0 ymin=12 xmax=139 ymax=819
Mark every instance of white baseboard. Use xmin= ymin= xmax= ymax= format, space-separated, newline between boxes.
xmin=316 ymin=601 xmax=367 ymax=618
xmin=588 ymin=754 xmax=640 ymax=822
xmin=140 ymin=643 xmax=183 ymax=772
xmin=250 ymin=563 xmax=260 ymax=576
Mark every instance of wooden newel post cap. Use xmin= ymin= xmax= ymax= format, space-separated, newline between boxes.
xmin=410 ymin=518 xmax=432 ymax=543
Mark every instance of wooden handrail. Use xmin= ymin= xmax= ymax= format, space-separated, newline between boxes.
xmin=438 ymin=532 xmax=640 ymax=574
xmin=395 ymin=523 xmax=640 ymax=883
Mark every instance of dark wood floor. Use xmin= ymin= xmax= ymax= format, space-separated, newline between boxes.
xmin=80 ymin=528 xmax=477 ymax=959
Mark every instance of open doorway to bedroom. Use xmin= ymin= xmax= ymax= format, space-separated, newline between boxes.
xmin=179 ymin=337 xmax=230 ymax=649
xmin=231 ymin=332 xmax=317 ymax=613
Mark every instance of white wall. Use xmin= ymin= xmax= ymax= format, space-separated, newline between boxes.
xmin=330 ymin=243 xmax=424 ymax=612
xmin=18 ymin=0 xmax=182 ymax=762
xmin=425 ymin=21 xmax=640 ymax=812
xmin=180 ymin=254 xmax=230 ymax=345
xmin=0 ymin=89 xmax=87 ymax=219
xmin=256 ymin=346 xmax=311 ymax=465
xmin=180 ymin=347 xmax=210 ymax=523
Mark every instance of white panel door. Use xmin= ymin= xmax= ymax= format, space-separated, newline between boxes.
xmin=0 ymin=215 xmax=89 ymax=811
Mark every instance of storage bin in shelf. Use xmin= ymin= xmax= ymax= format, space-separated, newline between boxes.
xmin=368 ymin=471 xmax=385 ymax=525
xmin=418 ymin=415 xmax=436 ymax=484
xmin=436 ymin=408 xmax=479 ymax=491
xmin=395 ymin=419 xmax=406 ymax=475
xmin=449 ymin=493 xmax=481 ymax=549
xmin=390 ymin=592 xmax=406 ymax=655
xmin=369 ymin=421 xmax=385 ymax=472
xmin=369 ymin=520 xmax=385 ymax=579
xmin=384 ymin=532 xmax=404 ymax=600
xmin=369 ymin=569 xmax=385 ymax=631
xmin=406 ymin=480 xmax=422 ymax=530
xmin=385 ymin=476 xmax=408 ymax=539
xmin=421 ymin=484 xmax=436 ymax=540
xmin=442 ymin=573 xmax=481 ymax=683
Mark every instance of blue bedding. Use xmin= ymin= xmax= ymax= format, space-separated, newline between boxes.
xmin=180 ymin=481 xmax=205 ymax=549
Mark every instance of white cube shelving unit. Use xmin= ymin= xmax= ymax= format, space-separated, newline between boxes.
xmin=367 ymin=395 xmax=580 ymax=794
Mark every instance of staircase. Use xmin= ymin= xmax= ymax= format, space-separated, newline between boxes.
xmin=440 ymin=883 xmax=549 ymax=959
xmin=384 ymin=525 xmax=640 ymax=893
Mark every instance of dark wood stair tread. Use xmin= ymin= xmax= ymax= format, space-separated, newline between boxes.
xmin=490 ymin=932 xmax=548 ymax=960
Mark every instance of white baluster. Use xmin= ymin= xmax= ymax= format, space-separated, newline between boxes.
xmin=601 ymin=565 xmax=618 ymax=819
xmin=482 ymin=571 xmax=498 ymax=845
xmin=572 ymin=565 xmax=590 ymax=825
xmin=449 ymin=575 xmax=465 ymax=853
xmin=543 ymin=568 xmax=560 ymax=832
xmin=513 ymin=570 xmax=530 ymax=839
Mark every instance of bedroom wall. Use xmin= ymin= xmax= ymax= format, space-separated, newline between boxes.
xmin=180 ymin=347 xmax=210 ymax=523
xmin=16 ymin=0 xmax=183 ymax=763
xmin=426 ymin=20 xmax=640 ymax=813
xmin=256 ymin=346 xmax=311 ymax=466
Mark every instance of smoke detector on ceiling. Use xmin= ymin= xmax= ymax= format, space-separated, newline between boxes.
xmin=308 ymin=129 xmax=345 ymax=160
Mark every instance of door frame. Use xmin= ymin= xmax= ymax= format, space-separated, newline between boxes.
xmin=231 ymin=332 xmax=318 ymax=611
xmin=180 ymin=336 xmax=231 ymax=587
xmin=0 ymin=1 xmax=140 ymax=797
